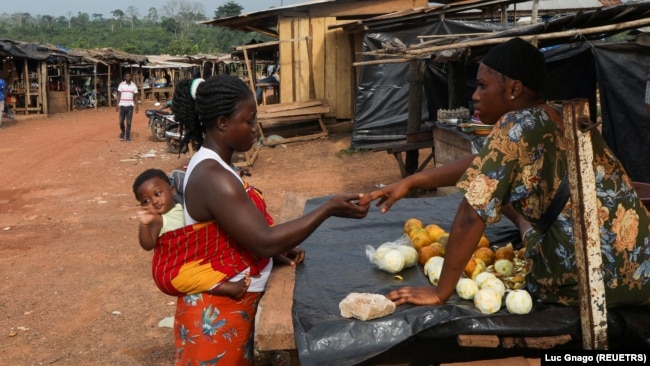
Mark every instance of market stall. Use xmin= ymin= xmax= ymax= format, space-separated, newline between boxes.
xmin=289 ymin=194 xmax=650 ymax=365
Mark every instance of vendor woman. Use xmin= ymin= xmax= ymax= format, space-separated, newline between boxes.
xmin=361 ymin=37 xmax=650 ymax=308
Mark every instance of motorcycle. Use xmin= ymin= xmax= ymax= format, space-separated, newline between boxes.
xmin=73 ymin=86 xmax=90 ymax=109
xmin=145 ymin=100 xmax=175 ymax=142
xmin=73 ymin=87 xmax=107 ymax=109
xmin=164 ymin=126 xmax=185 ymax=154
xmin=165 ymin=125 xmax=200 ymax=154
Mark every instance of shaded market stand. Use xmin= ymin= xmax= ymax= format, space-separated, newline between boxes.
xmin=1 ymin=42 xmax=243 ymax=117
xmin=251 ymin=1 xmax=650 ymax=364
xmin=201 ymin=0 xmax=435 ymax=156
xmin=0 ymin=39 xmax=70 ymax=116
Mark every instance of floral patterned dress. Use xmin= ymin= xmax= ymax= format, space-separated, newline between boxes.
xmin=457 ymin=105 xmax=650 ymax=307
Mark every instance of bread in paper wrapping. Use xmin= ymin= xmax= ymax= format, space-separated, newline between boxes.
xmin=339 ymin=292 xmax=396 ymax=321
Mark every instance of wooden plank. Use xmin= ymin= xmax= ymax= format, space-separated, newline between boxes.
xmin=561 ymin=99 xmax=608 ymax=349
xmin=255 ymin=265 xmax=297 ymax=351
xmin=255 ymin=193 xmax=308 ymax=352
xmin=258 ymin=99 xmax=329 ymax=114
xmin=258 ymin=106 xmax=331 ymax=119
xmin=325 ymin=17 xmax=338 ymax=118
xmin=312 ymin=17 xmax=327 ymax=102
xmin=456 ymin=334 xmax=500 ymax=348
xmin=233 ymin=144 xmax=259 ymax=168
xmin=334 ymin=25 xmax=352 ymax=119
xmin=263 ymin=131 xmax=328 ymax=146
xmin=501 ymin=334 xmax=573 ymax=349
xmin=258 ymin=113 xmax=325 ymax=128
xmin=279 ymin=18 xmax=294 ymax=104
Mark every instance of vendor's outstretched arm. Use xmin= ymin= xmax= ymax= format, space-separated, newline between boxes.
xmin=386 ymin=198 xmax=485 ymax=305
xmin=360 ymin=155 xmax=475 ymax=213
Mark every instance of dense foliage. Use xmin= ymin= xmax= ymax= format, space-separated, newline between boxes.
xmin=0 ymin=1 xmax=273 ymax=55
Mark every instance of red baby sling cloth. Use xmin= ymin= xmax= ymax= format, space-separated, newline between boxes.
xmin=151 ymin=182 xmax=272 ymax=296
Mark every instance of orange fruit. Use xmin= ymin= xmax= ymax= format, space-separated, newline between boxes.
xmin=464 ymin=257 xmax=486 ymax=279
xmin=424 ymin=224 xmax=446 ymax=243
xmin=418 ymin=242 xmax=446 ymax=265
xmin=410 ymin=230 xmax=432 ymax=251
xmin=404 ymin=218 xmax=423 ymax=234
xmin=473 ymin=247 xmax=496 ymax=266
xmin=495 ymin=243 xmax=515 ymax=261
xmin=477 ymin=234 xmax=490 ymax=249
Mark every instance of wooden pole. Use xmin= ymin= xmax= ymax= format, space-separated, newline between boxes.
xmin=407 ymin=59 xmax=424 ymax=135
xmin=353 ymin=18 xmax=650 ymax=66
xmin=242 ymin=48 xmax=255 ymax=95
xmin=562 ymin=99 xmax=608 ymax=349
xmin=405 ymin=59 xmax=425 ymax=175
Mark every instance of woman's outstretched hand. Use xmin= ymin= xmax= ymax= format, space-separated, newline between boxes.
xmin=359 ymin=180 xmax=411 ymax=214
xmin=386 ymin=286 xmax=444 ymax=306
xmin=328 ymin=193 xmax=370 ymax=219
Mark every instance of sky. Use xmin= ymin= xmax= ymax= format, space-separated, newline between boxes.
xmin=0 ymin=0 xmax=316 ymax=18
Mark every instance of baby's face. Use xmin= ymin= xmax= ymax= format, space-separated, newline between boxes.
xmin=136 ymin=177 xmax=176 ymax=214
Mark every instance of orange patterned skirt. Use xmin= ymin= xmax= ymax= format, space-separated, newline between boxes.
xmin=174 ymin=292 xmax=262 ymax=365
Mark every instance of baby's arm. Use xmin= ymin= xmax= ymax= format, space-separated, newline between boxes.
xmin=207 ymin=272 xmax=251 ymax=299
xmin=136 ymin=207 xmax=163 ymax=251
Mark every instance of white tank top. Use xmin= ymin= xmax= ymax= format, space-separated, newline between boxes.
xmin=183 ymin=147 xmax=272 ymax=292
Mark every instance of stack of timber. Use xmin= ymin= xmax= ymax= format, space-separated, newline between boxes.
xmin=257 ymin=99 xmax=330 ymax=146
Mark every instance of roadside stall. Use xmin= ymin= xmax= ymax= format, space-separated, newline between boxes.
xmin=67 ymin=48 xmax=148 ymax=109
xmin=0 ymin=39 xmax=70 ymax=116
xmin=140 ymin=55 xmax=195 ymax=102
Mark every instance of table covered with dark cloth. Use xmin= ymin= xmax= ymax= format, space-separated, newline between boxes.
xmin=292 ymin=193 xmax=650 ymax=366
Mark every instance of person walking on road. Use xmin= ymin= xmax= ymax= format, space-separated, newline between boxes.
xmin=116 ymin=73 xmax=139 ymax=141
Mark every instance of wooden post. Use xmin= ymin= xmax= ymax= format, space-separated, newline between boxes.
xmin=407 ymin=59 xmax=424 ymax=134
xmin=242 ymin=47 xmax=256 ymax=95
xmin=40 ymin=61 xmax=48 ymax=114
xmin=562 ymin=99 xmax=608 ymax=349
xmin=406 ymin=59 xmax=425 ymax=175
xmin=447 ymin=61 xmax=465 ymax=109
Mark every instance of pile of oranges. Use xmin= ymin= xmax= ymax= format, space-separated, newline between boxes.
xmin=403 ymin=218 xmax=490 ymax=269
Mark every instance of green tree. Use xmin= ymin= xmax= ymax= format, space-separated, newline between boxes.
xmin=215 ymin=1 xmax=243 ymax=18
xmin=0 ymin=0 xmax=268 ymax=56
xmin=111 ymin=9 xmax=125 ymax=28
xmin=146 ymin=7 xmax=159 ymax=23
xmin=125 ymin=6 xmax=139 ymax=29
xmin=161 ymin=17 xmax=181 ymax=37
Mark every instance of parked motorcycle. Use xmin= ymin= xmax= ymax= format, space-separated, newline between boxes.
xmin=73 ymin=87 xmax=108 ymax=109
xmin=145 ymin=100 xmax=174 ymax=142
xmin=165 ymin=126 xmax=199 ymax=154
xmin=165 ymin=127 xmax=185 ymax=154
xmin=73 ymin=86 xmax=89 ymax=109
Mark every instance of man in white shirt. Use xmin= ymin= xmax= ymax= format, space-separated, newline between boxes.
xmin=116 ymin=73 xmax=139 ymax=142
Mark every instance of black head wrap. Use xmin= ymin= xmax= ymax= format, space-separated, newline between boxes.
xmin=481 ymin=37 xmax=546 ymax=92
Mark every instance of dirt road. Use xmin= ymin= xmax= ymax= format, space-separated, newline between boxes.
xmin=0 ymin=105 xmax=411 ymax=365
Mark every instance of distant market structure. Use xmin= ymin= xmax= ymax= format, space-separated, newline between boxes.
xmin=0 ymin=39 xmax=241 ymax=116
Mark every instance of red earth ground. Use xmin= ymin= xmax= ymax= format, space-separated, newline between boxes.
xmin=0 ymin=102 xmax=436 ymax=365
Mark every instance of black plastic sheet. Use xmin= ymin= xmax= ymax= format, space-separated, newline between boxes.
xmin=292 ymin=194 xmax=650 ymax=365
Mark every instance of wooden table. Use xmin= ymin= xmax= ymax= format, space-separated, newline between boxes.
xmin=143 ymin=87 xmax=174 ymax=102
xmin=432 ymin=123 xmax=486 ymax=166
xmin=256 ymin=82 xmax=279 ymax=106
xmin=369 ymin=139 xmax=436 ymax=178
xmin=254 ymin=193 xmax=307 ymax=365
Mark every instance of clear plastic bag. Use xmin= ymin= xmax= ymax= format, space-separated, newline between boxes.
xmin=365 ymin=234 xmax=417 ymax=273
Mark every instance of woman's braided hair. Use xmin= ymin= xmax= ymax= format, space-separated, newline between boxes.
xmin=172 ymin=75 xmax=254 ymax=150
